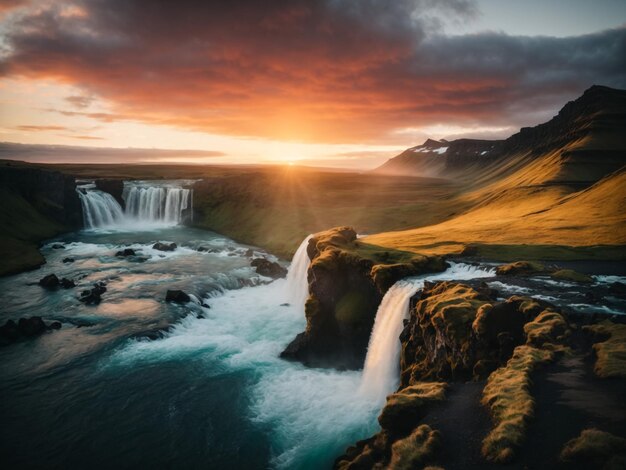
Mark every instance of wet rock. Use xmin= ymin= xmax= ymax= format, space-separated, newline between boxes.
xmin=0 ymin=320 xmax=20 ymax=342
xmin=153 ymin=242 xmax=177 ymax=252
xmin=18 ymin=316 xmax=47 ymax=337
xmin=197 ymin=246 xmax=208 ymax=252
xmin=245 ymin=248 xmax=255 ymax=257
xmin=115 ymin=248 xmax=136 ymax=257
xmin=496 ymin=260 xmax=545 ymax=276
xmin=80 ymin=282 xmax=107 ymax=305
xmin=0 ymin=317 xmax=62 ymax=345
xmin=165 ymin=289 xmax=191 ymax=303
xmin=60 ymin=278 xmax=75 ymax=289
xmin=609 ymin=282 xmax=626 ymax=298
xmin=62 ymin=257 xmax=75 ymax=263
xmin=250 ymin=258 xmax=288 ymax=278
xmin=51 ymin=243 xmax=65 ymax=249
xmin=39 ymin=274 xmax=60 ymax=289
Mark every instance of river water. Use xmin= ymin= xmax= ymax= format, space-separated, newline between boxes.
xmin=1 ymin=183 xmax=625 ymax=469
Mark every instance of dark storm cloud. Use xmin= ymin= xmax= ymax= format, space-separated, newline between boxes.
xmin=1 ymin=0 xmax=624 ymax=143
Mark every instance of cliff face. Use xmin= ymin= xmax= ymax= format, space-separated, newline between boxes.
xmin=0 ymin=162 xmax=82 ymax=276
xmin=280 ymin=227 xmax=447 ymax=369
xmin=335 ymin=281 xmax=574 ymax=469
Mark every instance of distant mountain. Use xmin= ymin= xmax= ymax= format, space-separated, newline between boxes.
xmin=375 ymin=85 xmax=626 ymax=184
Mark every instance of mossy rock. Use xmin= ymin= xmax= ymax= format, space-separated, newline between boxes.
xmin=388 ymin=424 xmax=441 ymax=470
xmin=551 ymin=269 xmax=593 ymax=283
xmin=496 ymin=261 xmax=545 ymax=276
xmin=378 ymin=382 xmax=447 ymax=435
xmin=481 ymin=345 xmax=555 ymax=463
xmin=524 ymin=309 xmax=570 ymax=347
xmin=560 ymin=428 xmax=626 ymax=470
xmin=583 ymin=321 xmax=626 ymax=378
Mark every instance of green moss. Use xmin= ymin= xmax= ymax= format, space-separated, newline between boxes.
xmin=496 ymin=260 xmax=545 ymax=276
xmin=524 ymin=310 xmax=570 ymax=347
xmin=335 ymin=290 xmax=371 ymax=325
xmin=550 ymin=269 xmax=594 ymax=283
xmin=583 ymin=321 xmax=626 ymax=378
xmin=388 ymin=424 xmax=441 ymax=470
xmin=481 ymin=345 xmax=554 ymax=463
xmin=560 ymin=429 xmax=626 ymax=469
xmin=378 ymin=382 xmax=447 ymax=432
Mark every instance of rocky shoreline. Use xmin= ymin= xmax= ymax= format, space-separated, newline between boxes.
xmin=331 ymin=269 xmax=626 ymax=469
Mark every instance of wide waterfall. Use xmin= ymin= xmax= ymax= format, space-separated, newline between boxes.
xmin=284 ymin=235 xmax=313 ymax=310
xmin=77 ymin=180 xmax=193 ymax=229
xmin=359 ymin=262 xmax=496 ymax=403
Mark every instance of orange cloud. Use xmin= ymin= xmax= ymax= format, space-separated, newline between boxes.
xmin=1 ymin=1 xmax=624 ymax=144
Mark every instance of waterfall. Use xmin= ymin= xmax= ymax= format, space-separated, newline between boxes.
xmin=123 ymin=183 xmax=191 ymax=224
xmin=284 ymin=235 xmax=313 ymax=310
xmin=359 ymin=262 xmax=496 ymax=403
xmin=77 ymin=184 xmax=126 ymax=229
xmin=77 ymin=180 xmax=193 ymax=229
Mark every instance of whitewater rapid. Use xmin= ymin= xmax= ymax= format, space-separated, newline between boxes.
xmin=105 ymin=238 xmax=502 ymax=468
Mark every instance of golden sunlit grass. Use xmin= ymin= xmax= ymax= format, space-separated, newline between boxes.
xmin=365 ymin=168 xmax=626 ymax=260
xmin=560 ymin=429 xmax=626 ymax=469
xmin=481 ymin=345 xmax=555 ymax=463
xmin=583 ymin=321 xmax=626 ymax=379
xmin=388 ymin=424 xmax=441 ymax=470
xmin=378 ymin=382 xmax=447 ymax=432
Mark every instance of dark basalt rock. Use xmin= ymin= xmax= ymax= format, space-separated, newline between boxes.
xmin=39 ymin=274 xmax=60 ymax=289
xmin=60 ymin=278 xmax=75 ymax=289
xmin=95 ymin=179 xmax=125 ymax=207
xmin=79 ymin=282 xmax=107 ymax=305
xmin=245 ymin=248 xmax=255 ymax=257
xmin=165 ymin=289 xmax=191 ymax=303
xmin=62 ymin=257 xmax=75 ymax=263
xmin=0 ymin=316 xmax=62 ymax=346
xmin=250 ymin=258 xmax=288 ymax=279
xmin=197 ymin=246 xmax=208 ymax=252
xmin=51 ymin=243 xmax=65 ymax=250
xmin=115 ymin=248 xmax=136 ymax=257
xmin=153 ymin=242 xmax=177 ymax=252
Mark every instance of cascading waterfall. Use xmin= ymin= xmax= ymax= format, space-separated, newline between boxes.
xmin=77 ymin=180 xmax=193 ymax=229
xmin=123 ymin=184 xmax=190 ymax=224
xmin=77 ymin=184 xmax=126 ymax=228
xmin=359 ymin=262 xmax=496 ymax=403
xmin=284 ymin=235 xmax=313 ymax=310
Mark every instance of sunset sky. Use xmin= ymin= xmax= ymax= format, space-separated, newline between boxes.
xmin=0 ymin=0 xmax=625 ymax=168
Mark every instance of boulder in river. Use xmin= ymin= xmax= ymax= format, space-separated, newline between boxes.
xmin=250 ymin=258 xmax=288 ymax=279
xmin=79 ymin=282 xmax=107 ymax=305
xmin=39 ymin=274 xmax=60 ymax=289
xmin=51 ymin=243 xmax=65 ymax=250
xmin=60 ymin=278 xmax=76 ymax=289
xmin=0 ymin=316 xmax=62 ymax=346
xmin=153 ymin=242 xmax=177 ymax=252
xmin=115 ymin=248 xmax=136 ymax=257
xmin=165 ymin=290 xmax=191 ymax=303
xmin=62 ymin=257 xmax=75 ymax=263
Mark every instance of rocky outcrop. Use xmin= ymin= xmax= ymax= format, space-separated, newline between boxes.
xmin=153 ymin=242 xmax=177 ymax=252
xmin=281 ymin=226 xmax=446 ymax=369
xmin=165 ymin=289 xmax=191 ymax=303
xmin=250 ymin=258 xmax=288 ymax=278
xmin=79 ymin=282 xmax=107 ymax=305
xmin=335 ymin=383 xmax=446 ymax=469
xmin=0 ymin=316 xmax=62 ymax=346
xmin=399 ymin=282 xmax=555 ymax=384
xmin=337 ymin=280 xmax=581 ymax=468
